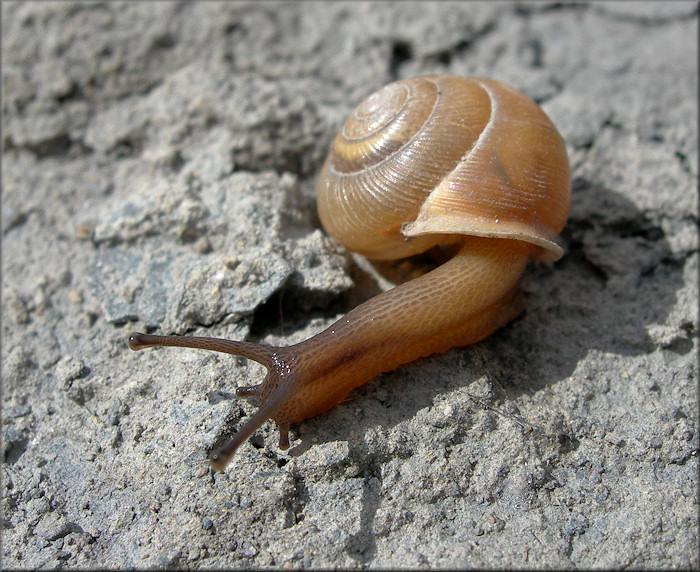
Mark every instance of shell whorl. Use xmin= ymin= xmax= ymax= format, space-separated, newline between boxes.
xmin=316 ymin=75 xmax=571 ymax=261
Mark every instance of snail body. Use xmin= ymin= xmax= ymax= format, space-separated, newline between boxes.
xmin=129 ymin=75 xmax=570 ymax=471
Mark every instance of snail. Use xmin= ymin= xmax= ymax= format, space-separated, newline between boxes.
xmin=128 ymin=75 xmax=571 ymax=471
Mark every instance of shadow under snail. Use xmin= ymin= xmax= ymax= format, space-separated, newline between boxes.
xmin=128 ymin=75 xmax=571 ymax=472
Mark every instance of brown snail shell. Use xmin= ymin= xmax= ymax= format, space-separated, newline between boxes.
xmin=317 ymin=75 xmax=570 ymax=262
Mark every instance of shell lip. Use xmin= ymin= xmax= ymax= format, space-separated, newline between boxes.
xmin=401 ymin=219 xmax=564 ymax=262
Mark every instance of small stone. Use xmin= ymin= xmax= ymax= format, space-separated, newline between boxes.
xmin=3 ymin=288 xmax=29 ymax=324
xmin=194 ymin=236 xmax=212 ymax=254
xmin=55 ymin=355 xmax=88 ymax=384
xmin=27 ymin=496 xmax=52 ymax=515
xmin=239 ymin=541 xmax=258 ymax=558
xmin=105 ymin=398 xmax=129 ymax=426
xmin=68 ymin=290 xmax=84 ymax=304
xmin=35 ymin=513 xmax=76 ymax=541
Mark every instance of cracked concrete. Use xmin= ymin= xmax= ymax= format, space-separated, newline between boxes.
xmin=2 ymin=1 xmax=697 ymax=569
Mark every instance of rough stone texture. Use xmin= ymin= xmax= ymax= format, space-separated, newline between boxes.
xmin=2 ymin=1 xmax=697 ymax=569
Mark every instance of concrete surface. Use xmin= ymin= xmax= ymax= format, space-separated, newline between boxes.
xmin=2 ymin=1 xmax=697 ymax=569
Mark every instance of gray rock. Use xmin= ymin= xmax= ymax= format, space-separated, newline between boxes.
xmin=1 ymin=2 xmax=696 ymax=570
